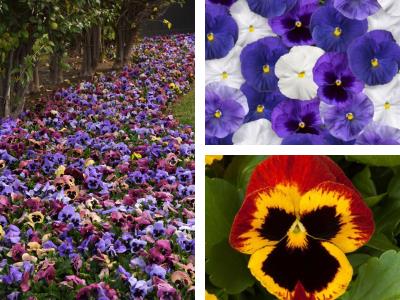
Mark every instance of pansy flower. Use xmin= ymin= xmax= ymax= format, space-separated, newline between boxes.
xmin=364 ymin=74 xmax=400 ymax=129
xmin=206 ymin=46 xmax=244 ymax=89
xmin=206 ymin=3 xmax=239 ymax=60
xmin=377 ymin=0 xmax=400 ymax=16
xmin=355 ymin=122 xmax=400 ymax=145
xmin=348 ymin=30 xmax=400 ymax=85
xmin=230 ymin=0 xmax=275 ymax=47
xmin=269 ymin=0 xmax=319 ymax=47
xmin=313 ymin=52 xmax=364 ymax=104
xmin=240 ymin=37 xmax=288 ymax=92
xmin=320 ymin=93 xmax=374 ymax=141
xmin=368 ymin=9 xmax=400 ymax=44
xmin=310 ymin=6 xmax=368 ymax=52
xmin=333 ymin=0 xmax=380 ymax=20
xmin=232 ymin=119 xmax=283 ymax=145
xmin=275 ymin=46 xmax=324 ymax=100
xmin=271 ymin=99 xmax=322 ymax=138
xmin=247 ymin=0 xmax=298 ymax=18
xmin=241 ymin=83 xmax=287 ymax=122
xmin=230 ymin=156 xmax=374 ymax=300
xmin=205 ymin=83 xmax=248 ymax=138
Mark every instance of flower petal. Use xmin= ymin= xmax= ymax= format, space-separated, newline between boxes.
xmin=248 ymin=239 xmax=353 ymax=300
xmin=300 ymin=181 xmax=374 ymax=253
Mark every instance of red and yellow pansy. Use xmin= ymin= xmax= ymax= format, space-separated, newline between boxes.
xmin=229 ymin=156 xmax=374 ymax=300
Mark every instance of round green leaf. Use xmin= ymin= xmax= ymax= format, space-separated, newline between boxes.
xmin=342 ymin=250 xmax=400 ymax=300
xmin=206 ymin=239 xmax=255 ymax=294
xmin=346 ymin=156 xmax=400 ymax=167
xmin=206 ymin=177 xmax=241 ymax=255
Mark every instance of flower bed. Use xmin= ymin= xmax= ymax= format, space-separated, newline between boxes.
xmin=0 ymin=34 xmax=195 ymax=300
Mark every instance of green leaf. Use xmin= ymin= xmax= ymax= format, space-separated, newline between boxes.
xmin=341 ymin=250 xmax=400 ymax=300
xmin=206 ymin=239 xmax=255 ymax=294
xmin=365 ymin=232 xmax=400 ymax=252
xmin=346 ymin=156 xmax=400 ymax=167
xmin=347 ymin=253 xmax=371 ymax=274
xmin=224 ymin=156 xmax=266 ymax=198
xmin=364 ymin=193 xmax=387 ymax=207
xmin=351 ymin=167 xmax=376 ymax=197
xmin=206 ymin=177 xmax=241 ymax=256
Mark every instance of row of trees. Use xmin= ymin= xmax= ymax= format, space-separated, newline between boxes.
xmin=0 ymin=0 xmax=184 ymax=117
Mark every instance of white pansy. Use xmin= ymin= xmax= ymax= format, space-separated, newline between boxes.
xmin=377 ymin=0 xmax=400 ymax=16
xmin=363 ymin=74 xmax=400 ymax=129
xmin=232 ymin=119 xmax=282 ymax=145
xmin=275 ymin=46 xmax=324 ymax=100
xmin=205 ymin=46 xmax=244 ymax=89
xmin=230 ymin=0 xmax=275 ymax=47
xmin=368 ymin=9 xmax=400 ymax=44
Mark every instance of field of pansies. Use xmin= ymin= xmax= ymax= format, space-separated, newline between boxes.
xmin=0 ymin=34 xmax=195 ymax=300
xmin=206 ymin=155 xmax=400 ymax=300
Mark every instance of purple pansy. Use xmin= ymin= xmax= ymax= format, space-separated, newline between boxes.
xmin=240 ymin=37 xmax=288 ymax=91
xmin=348 ymin=30 xmax=400 ymax=86
xmin=333 ymin=0 xmax=380 ymax=20
xmin=271 ymin=99 xmax=322 ymax=138
xmin=313 ymin=52 xmax=364 ymax=104
xmin=241 ymin=83 xmax=287 ymax=122
xmin=356 ymin=123 xmax=400 ymax=145
xmin=205 ymin=83 xmax=248 ymax=138
xmin=320 ymin=93 xmax=374 ymax=141
xmin=206 ymin=3 xmax=238 ymax=60
xmin=269 ymin=0 xmax=319 ymax=47
xmin=247 ymin=0 xmax=298 ymax=18
xmin=310 ymin=6 xmax=368 ymax=52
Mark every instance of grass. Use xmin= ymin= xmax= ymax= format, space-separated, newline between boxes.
xmin=169 ymin=85 xmax=195 ymax=127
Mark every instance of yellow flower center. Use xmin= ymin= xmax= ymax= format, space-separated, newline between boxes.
xmin=298 ymin=121 xmax=306 ymax=128
xmin=333 ymin=27 xmax=342 ymax=37
xmin=221 ymin=71 xmax=228 ymax=80
xmin=257 ymin=105 xmax=265 ymax=113
xmin=335 ymin=79 xmax=342 ymax=86
xmin=287 ymin=219 xmax=308 ymax=249
xmin=263 ymin=64 xmax=270 ymax=74
xmin=346 ymin=112 xmax=354 ymax=121
xmin=295 ymin=21 xmax=302 ymax=27
xmin=371 ymin=58 xmax=379 ymax=68
xmin=384 ymin=101 xmax=391 ymax=110
xmin=214 ymin=109 xmax=222 ymax=118
xmin=249 ymin=25 xmax=255 ymax=32
xmin=298 ymin=71 xmax=305 ymax=78
xmin=207 ymin=32 xmax=214 ymax=42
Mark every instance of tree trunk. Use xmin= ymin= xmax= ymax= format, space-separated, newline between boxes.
xmin=50 ymin=50 xmax=64 ymax=84
xmin=31 ymin=63 xmax=40 ymax=93
xmin=81 ymin=26 xmax=102 ymax=76
xmin=0 ymin=50 xmax=14 ymax=117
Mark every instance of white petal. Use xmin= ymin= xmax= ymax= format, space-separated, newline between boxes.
xmin=368 ymin=9 xmax=400 ymax=43
xmin=232 ymin=119 xmax=282 ymax=145
xmin=365 ymin=74 xmax=400 ymax=128
xmin=275 ymin=46 xmax=324 ymax=100
xmin=205 ymin=46 xmax=244 ymax=89
xmin=377 ymin=0 xmax=400 ymax=16
xmin=230 ymin=0 xmax=275 ymax=47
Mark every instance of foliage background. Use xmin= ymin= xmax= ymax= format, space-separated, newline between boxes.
xmin=205 ymin=156 xmax=400 ymax=300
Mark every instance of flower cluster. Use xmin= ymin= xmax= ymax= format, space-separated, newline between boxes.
xmin=0 ymin=34 xmax=195 ymax=299
xmin=205 ymin=0 xmax=400 ymax=144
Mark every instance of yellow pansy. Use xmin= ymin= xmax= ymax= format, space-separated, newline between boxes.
xmin=27 ymin=211 xmax=45 ymax=227
xmin=132 ymin=152 xmax=142 ymax=160
xmin=206 ymin=291 xmax=218 ymax=300
xmin=55 ymin=165 xmax=66 ymax=177
xmin=205 ymin=155 xmax=223 ymax=165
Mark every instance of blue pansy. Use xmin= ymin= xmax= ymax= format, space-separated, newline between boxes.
xmin=348 ymin=30 xmax=400 ymax=85
xmin=206 ymin=3 xmax=238 ymax=60
xmin=310 ymin=6 xmax=368 ymax=52
xmin=247 ymin=0 xmax=298 ymax=18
